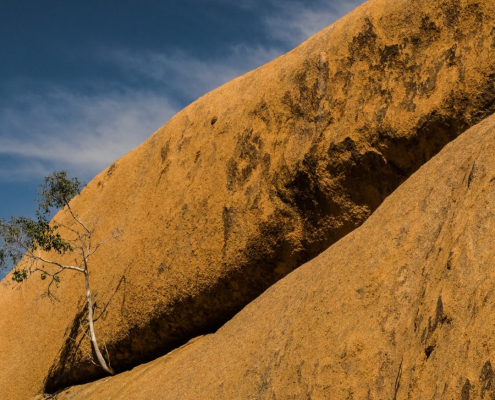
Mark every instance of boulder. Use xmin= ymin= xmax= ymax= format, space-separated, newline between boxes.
xmin=54 ymin=111 xmax=495 ymax=399
xmin=1 ymin=0 xmax=495 ymax=397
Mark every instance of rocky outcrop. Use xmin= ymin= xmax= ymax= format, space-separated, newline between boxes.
xmin=2 ymin=0 xmax=495 ymax=398
xmin=54 ymin=111 xmax=495 ymax=399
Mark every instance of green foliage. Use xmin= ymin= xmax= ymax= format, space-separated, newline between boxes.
xmin=37 ymin=171 xmax=83 ymax=220
xmin=0 ymin=171 xmax=83 ymax=282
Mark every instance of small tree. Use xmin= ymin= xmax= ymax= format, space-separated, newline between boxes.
xmin=0 ymin=172 xmax=119 ymax=375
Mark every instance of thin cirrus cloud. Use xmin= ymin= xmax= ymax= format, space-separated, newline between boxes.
xmin=108 ymin=44 xmax=283 ymax=101
xmin=264 ymin=0 xmax=366 ymax=46
xmin=0 ymin=87 xmax=178 ymax=181
xmin=226 ymin=0 xmax=366 ymax=46
xmin=0 ymin=0 xmax=365 ymax=183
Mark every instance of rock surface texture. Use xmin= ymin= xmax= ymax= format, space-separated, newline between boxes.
xmin=1 ymin=0 xmax=495 ymax=398
xmin=54 ymin=111 xmax=495 ymax=399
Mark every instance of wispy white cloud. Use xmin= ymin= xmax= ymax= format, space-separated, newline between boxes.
xmin=0 ymin=86 xmax=178 ymax=181
xmin=264 ymin=0 xmax=366 ymax=46
xmin=108 ymin=44 xmax=282 ymax=101
xmin=216 ymin=0 xmax=366 ymax=47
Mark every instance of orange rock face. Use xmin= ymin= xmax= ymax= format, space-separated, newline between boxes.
xmin=54 ymin=111 xmax=495 ymax=400
xmin=2 ymin=0 xmax=495 ymax=398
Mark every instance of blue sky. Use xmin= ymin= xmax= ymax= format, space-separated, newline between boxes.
xmin=0 ymin=0 xmax=364 ymax=279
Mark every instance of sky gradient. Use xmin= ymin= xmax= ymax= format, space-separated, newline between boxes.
xmin=0 ymin=0 xmax=365 ymax=279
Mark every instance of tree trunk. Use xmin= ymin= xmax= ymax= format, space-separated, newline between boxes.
xmin=84 ymin=270 xmax=115 ymax=375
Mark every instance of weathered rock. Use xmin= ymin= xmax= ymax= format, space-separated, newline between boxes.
xmin=54 ymin=111 xmax=495 ymax=399
xmin=2 ymin=0 xmax=495 ymax=398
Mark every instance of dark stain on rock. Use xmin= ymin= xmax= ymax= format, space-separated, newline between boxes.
xmin=376 ymin=111 xmax=468 ymax=176
xmin=427 ymin=296 xmax=451 ymax=339
xmin=480 ymin=361 xmax=495 ymax=399
xmin=446 ymin=252 xmax=453 ymax=270
xmin=222 ymin=206 xmax=234 ymax=250
xmin=281 ymin=58 xmax=330 ymax=128
xmin=272 ymin=157 xmax=343 ymax=256
xmin=240 ymin=132 xmax=262 ymax=181
xmin=376 ymin=89 xmax=393 ymax=121
xmin=250 ymin=101 xmax=271 ymax=125
xmin=327 ymin=137 xmax=398 ymax=210
xmin=444 ymin=43 xmax=458 ymax=67
xmin=462 ymin=379 xmax=471 ymax=400
xmin=440 ymin=1 xmax=460 ymax=28
xmin=401 ymin=78 xmax=419 ymax=112
xmin=262 ymin=153 xmax=271 ymax=173
xmin=282 ymin=90 xmax=305 ymax=120
xmin=177 ymin=136 xmax=191 ymax=152
xmin=286 ymin=168 xmax=331 ymax=220
xmin=226 ymin=158 xmax=238 ymax=192
xmin=44 ymin=301 xmax=89 ymax=392
xmin=270 ymin=134 xmax=405 ymax=262
xmin=159 ymin=162 xmax=171 ymax=182
xmin=421 ymin=327 xmax=427 ymax=343
xmin=419 ymin=60 xmax=445 ymax=95
xmin=226 ymin=129 xmax=264 ymax=191
xmin=107 ymin=163 xmax=116 ymax=176
xmin=474 ymin=73 xmax=495 ymax=121
xmin=466 ymin=3 xmax=484 ymax=24
xmin=413 ymin=308 xmax=422 ymax=332
xmin=425 ymin=344 xmax=435 ymax=359
xmin=348 ymin=18 xmax=378 ymax=63
xmin=157 ymin=262 xmax=166 ymax=275
xmin=420 ymin=15 xmax=441 ymax=42
xmin=468 ymin=162 xmax=476 ymax=187
xmin=160 ymin=140 xmax=170 ymax=162
xmin=380 ymin=44 xmax=400 ymax=66
xmin=334 ymin=69 xmax=353 ymax=96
